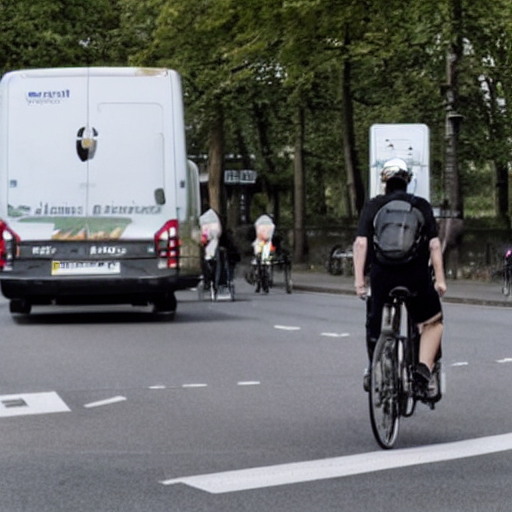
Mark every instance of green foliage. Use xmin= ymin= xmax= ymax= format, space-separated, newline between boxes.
xmin=0 ymin=0 xmax=124 ymax=74
xmin=0 ymin=0 xmax=511 ymax=223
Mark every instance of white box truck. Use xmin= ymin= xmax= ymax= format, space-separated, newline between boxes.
xmin=0 ymin=67 xmax=202 ymax=316
xmin=369 ymin=123 xmax=430 ymax=200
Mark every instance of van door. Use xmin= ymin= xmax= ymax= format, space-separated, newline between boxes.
xmin=6 ymin=72 xmax=89 ymax=241
xmin=6 ymin=70 xmax=172 ymax=243
xmin=86 ymin=100 xmax=167 ymax=240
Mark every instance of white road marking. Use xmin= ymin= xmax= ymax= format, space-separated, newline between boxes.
xmin=182 ymin=383 xmax=208 ymax=388
xmin=0 ymin=391 xmax=70 ymax=417
xmin=451 ymin=361 xmax=469 ymax=366
xmin=274 ymin=325 xmax=301 ymax=331
xmin=321 ymin=332 xmax=350 ymax=338
xmin=149 ymin=385 xmax=167 ymax=390
xmin=160 ymin=433 xmax=512 ymax=494
xmin=237 ymin=381 xmax=261 ymax=386
xmin=497 ymin=358 xmax=512 ymax=363
xmin=83 ymin=396 xmax=127 ymax=408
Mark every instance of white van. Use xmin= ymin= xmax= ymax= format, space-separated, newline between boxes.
xmin=0 ymin=67 xmax=201 ymax=315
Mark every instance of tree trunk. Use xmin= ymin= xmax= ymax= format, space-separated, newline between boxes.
xmin=486 ymin=78 xmax=510 ymax=226
xmin=341 ymin=34 xmax=365 ymax=217
xmin=294 ymin=106 xmax=306 ymax=263
xmin=495 ymin=161 xmax=509 ymax=225
xmin=253 ymin=100 xmax=278 ymax=224
xmin=208 ymin=106 xmax=225 ymax=219
xmin=441 ymin=0 xmax=464 ymax=278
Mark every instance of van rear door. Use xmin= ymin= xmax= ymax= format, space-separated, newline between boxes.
xmin=6 ymin=69 xmax=174 ymax=242
xmin=85 ymin=71 xmax=172 ymax=240
xmin=6 ymin=70 xmax=89 ymax=241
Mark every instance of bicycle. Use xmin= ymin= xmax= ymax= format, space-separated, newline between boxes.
xmin=248 ymin=250 xmax=293 ymax=294
xmin=198 ymin=247 xmax=235 ymax=302
xmin=326 ymin=244 xmax=353 ymax=276
xmin=368 ymin=286 xmax=442 ymax=449
xmin=272 ymin=250 xmax=293 ymax=294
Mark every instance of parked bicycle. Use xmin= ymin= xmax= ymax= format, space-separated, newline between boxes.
xmin=369 ymin=286 xmax=443 ymax=449
xmin=326 ymin=244 xmax=353 ymax=276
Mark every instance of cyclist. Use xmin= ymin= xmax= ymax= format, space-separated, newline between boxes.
xmin=251 ymin=214 xmax=277 ymax=293
xmin=352 ymin=158 xmax=447 ymax=395
xmin=200 ymin=208 xmax=240 ymax=290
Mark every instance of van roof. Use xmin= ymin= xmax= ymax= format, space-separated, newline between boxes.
xmin=5 ymin=67 xmax=172 ymax=80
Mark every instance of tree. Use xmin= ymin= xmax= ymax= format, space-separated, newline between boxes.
xmin=0 ymin=0 xmax=124 ymax=75
xmin=460 ymin=0 xmax=512 ymax=223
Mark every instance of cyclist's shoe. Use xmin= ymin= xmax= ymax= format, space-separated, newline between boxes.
xmin=413 ymin=362 xmax=431 ymax=397
xmin=425 ymin=362 xmax=443 ymax=403
xmin=363 ymin=367 xmax=371 ymax=392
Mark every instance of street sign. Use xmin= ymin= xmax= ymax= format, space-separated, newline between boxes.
xmin=224 ymin=169 xmax=258 ymax=185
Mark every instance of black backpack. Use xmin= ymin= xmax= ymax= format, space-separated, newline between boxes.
xmin=373 ymin=199 xmax=425 ymax=264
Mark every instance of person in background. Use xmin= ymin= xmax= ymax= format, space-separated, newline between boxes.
xmin=199 ymin=209 xmax=240 ymax=289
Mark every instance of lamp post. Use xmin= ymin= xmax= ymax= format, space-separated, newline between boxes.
xmin=441 ymin=39 xmax=464 ymax=278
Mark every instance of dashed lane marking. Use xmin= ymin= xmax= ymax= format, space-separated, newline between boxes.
xmin=321 ymin=332 xmax=350 ymax=338
xmin=83 ymin=396 xmax=127 ymax=408
xmin=0 ymin=391 xmax=70 ymax=417
xmin=161 ymin=433 xmax=512 ymax=494
xmin=274 ymin=325 xmax=301 ymax=331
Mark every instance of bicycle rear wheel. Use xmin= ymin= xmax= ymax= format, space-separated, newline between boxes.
xmin=369 ymin=334 xmax=400 ymax=449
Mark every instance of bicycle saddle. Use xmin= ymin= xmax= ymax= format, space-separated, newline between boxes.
xmin=388 ymin=286 xmax=414 ymax=299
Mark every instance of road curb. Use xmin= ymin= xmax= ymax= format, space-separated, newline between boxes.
xmin=292 ymin=282 xmax=512 ymax=308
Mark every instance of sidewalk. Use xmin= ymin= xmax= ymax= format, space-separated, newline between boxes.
xmin=291 ymin=268 xmax=512 ymax=308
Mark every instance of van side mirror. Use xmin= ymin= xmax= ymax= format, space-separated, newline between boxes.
xmin=154 ymin=188 xmax=166 ymax=205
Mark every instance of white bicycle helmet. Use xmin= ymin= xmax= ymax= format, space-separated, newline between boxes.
xmin=380 ymin=158 xmax=412 ymax=184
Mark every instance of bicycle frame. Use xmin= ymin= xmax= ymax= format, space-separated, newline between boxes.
xmin=387 ymin=288 xmax=419 ymax=417
xmin=252 ymin=252 xmax=272 ymax=293
xmin=251 ymin=251 xmax=292 ymax=294
xmin=369 ymin=286 xmax=420 ymax=449
xmin=199 ymin=247 xmax=235 ymax=301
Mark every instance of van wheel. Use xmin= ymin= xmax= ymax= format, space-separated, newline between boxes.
xmin=152 ymin=293 xmax=177 ymax=318
xmin=10 ymin=299 xmax=32 ymax=315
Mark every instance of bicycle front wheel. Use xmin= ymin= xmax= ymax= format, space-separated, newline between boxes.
xmin=369 ymin=334 xmax=400 ymax=449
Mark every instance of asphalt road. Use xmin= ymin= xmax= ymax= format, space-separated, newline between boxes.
xmin=0 ymin=276 xmax=511 ymax=512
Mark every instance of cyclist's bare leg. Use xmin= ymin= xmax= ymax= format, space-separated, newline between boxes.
xmin=418 ymin=313 xmax=443 ymax=371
